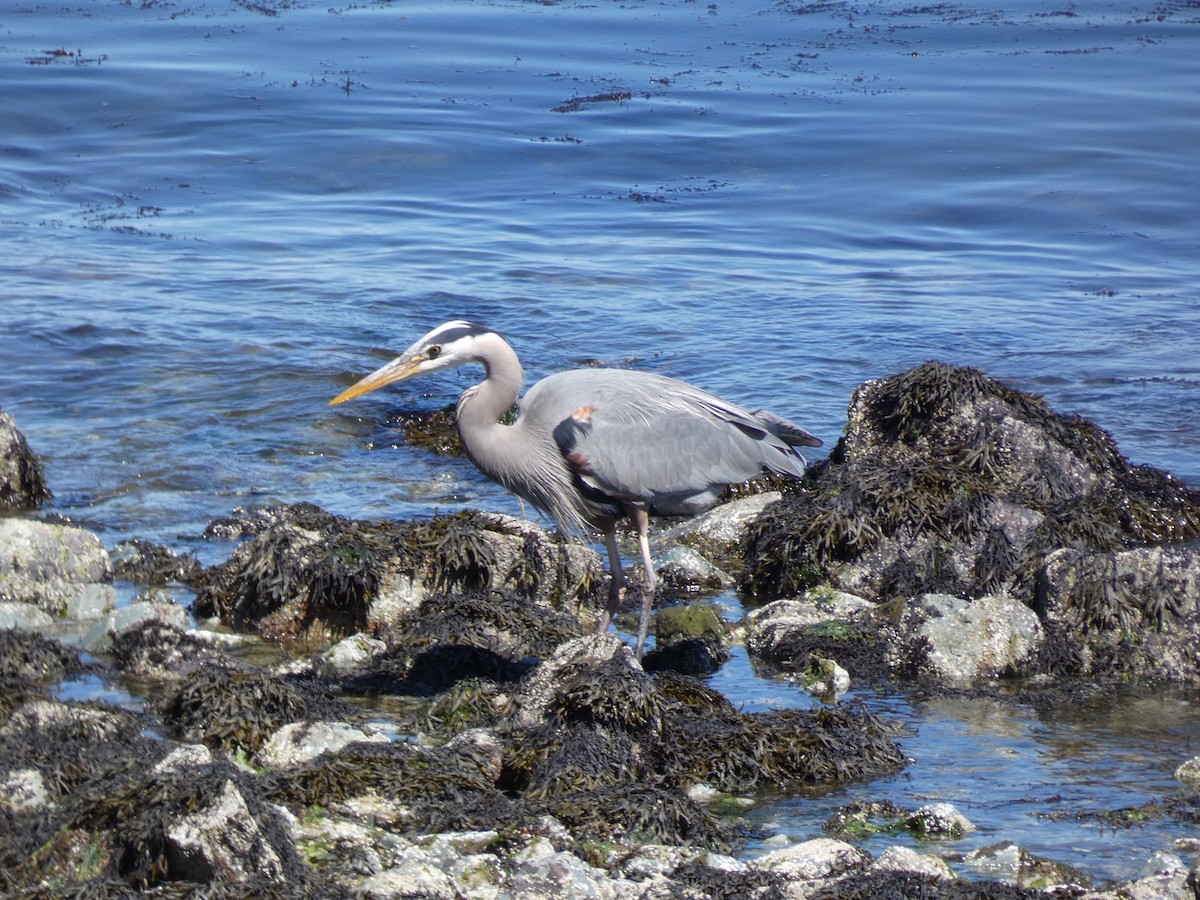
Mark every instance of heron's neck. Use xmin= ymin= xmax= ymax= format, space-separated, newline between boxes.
xmin=455 ymin=334 xmax=524 ymax=481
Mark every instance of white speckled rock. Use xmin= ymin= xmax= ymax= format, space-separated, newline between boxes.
xmin=752 ymin=837 xmax=867 ymax=881
xmin=916 ymin=592 xmax=1042 ymax=681
xmin=871 ymin=845 xmax=955 ymax=880
xmin=254 ymin=720 xmax=390 ymax=769
xmin=0 ymin=518 xmax=114 ymax=617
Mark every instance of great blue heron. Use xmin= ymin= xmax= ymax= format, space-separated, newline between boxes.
xmin=330 ymin=320 xmax=821 ymax=658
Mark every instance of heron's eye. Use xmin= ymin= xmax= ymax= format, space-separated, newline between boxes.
xmin=427 ymin=345 xmax=442 ymax=359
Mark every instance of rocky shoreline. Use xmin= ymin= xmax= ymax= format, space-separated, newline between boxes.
xmin=3 ymin=365 xmax=1200 ymax=898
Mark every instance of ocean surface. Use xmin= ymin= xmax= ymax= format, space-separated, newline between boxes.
xmin=4 ymin=0 xmax=1200 ymax=885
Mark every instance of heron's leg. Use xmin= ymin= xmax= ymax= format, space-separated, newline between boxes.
xmin=597 ymin=526 xmax=626 ymax=635
xmin=629 ymin=506 xmax=656 ymax=659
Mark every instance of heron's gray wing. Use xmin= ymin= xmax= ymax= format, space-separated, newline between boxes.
xmin=531 ymin=369 xmax=809 ymax=506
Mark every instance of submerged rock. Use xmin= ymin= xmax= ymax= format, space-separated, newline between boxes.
xmin=741 ymin=361 xmax=1200 ymax=684
xmin=0 ymin=410 xmax=50 ymax=511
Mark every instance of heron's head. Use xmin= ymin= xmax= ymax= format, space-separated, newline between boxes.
xmin=329 ymin=320 xmax=495 ymax=406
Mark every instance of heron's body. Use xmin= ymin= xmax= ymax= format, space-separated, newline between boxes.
xmin=331 ymin=320 xmax=821 ymax=657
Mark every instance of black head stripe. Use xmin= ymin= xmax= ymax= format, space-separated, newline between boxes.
xmin=427 ymin=321 xmax=491 ymax=347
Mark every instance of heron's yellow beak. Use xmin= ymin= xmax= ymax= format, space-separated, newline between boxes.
xmin=329 ymin=354 xmax=424 ymax=406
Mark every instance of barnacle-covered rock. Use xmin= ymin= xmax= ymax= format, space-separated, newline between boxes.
xmin=0 ymin=628 xmax=83 ymax=687
xmin=193 ymin=504 xmax=601 ymax=641
xmin=0 ymin=518 xmax=115 ymax=618
xmin=741 ymin=361 xmax=1200 ymax=684
xmin=263 ymin=739 xmax=536 ymax=836
xmin=1035 ymin=545 xmax=1200 ymax=681
xmin=0 ymin=409 xmax=50 ymax=511
xmin=110 ymin=538 xmax=203 ymax=586
xmin=111 ymin=620 xmax=234 ymax=682
xmin=906 ymin=592 xmax=1042 ymax=682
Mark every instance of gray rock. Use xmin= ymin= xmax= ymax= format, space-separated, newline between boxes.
xmin=0 ymin=767 xmax=52 ymax=812
xmin=870 ymin=845 xmax=955 ymax=880
xmin=904 ymin=802 xmax=976 ymax=838
xmin=0 ymin=410 xmax=50 ymax=510
xmin=652 ymin=545 xmax=733 ymax=592
xmin=662 ymin=492 xmax=782 ymax=555
xmin=752 ymin=837 xmax=867 ymax=881
xmin=255 ymin=721 xmax=389 ymax=770
xmin=803 ymin=656 xmax=851 ymax=698
xmin=0 ymin=600 xmax=54 ymax=630
xmin=164 ymin=779 xmax=286 ymax=884
xmin=81 ymin=597 xmax=191 ymax=652
xmin=357 ymin=845 xmax=465 ymax=899
xmin=0 ymin=518 xmax=114 ymax=617
xmin=154 ymin=744 xmax=215 ymax=775
xmin=502 ymin=836 xmax=632 ymax=899
xmin=323 ymin=632 xmax=389 ymax=677
xmin=912 ymin=592 xmax=1042 ymax=682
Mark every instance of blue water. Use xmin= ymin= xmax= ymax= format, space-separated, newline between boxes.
xmin=3 ymin=0 xmax=1199 ymax=885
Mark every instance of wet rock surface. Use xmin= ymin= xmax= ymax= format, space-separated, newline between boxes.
xmin=3 ymin=371 xmax=1200 ymax=896
xmin=0 ymin=409 xmax=50 ymax=511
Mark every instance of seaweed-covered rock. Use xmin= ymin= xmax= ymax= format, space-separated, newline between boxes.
xmin=110 ymin=538 xmax=203 ymax=586
xmin=158 ymin=665 xmax=356 ymax=756
xmin=0 ymin=628 xmax=84 ymax=687
xmin=0 ymin=410 xmax=50 ymax=511
xmin=508 ymin=634 xmax=652 ymax=729
xmin=746 ymin=591 xmax=895 ymax=688
xmin=741 ymin=362 xmax=1200 ymax=683
xmin=338 ymin=590 xmax=583 ymax=706
xmin=82 ymin=596 xmax=191 ymax=654
xmin=111 ymin=620 xmax=233 ymax=681
xmin=501 ymin=635 xmax=904 ymax=842
xmin=194 ymin=504 xmax=600 ymax=641
xmin=0 ymin=518 xmax=115 ymax=617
